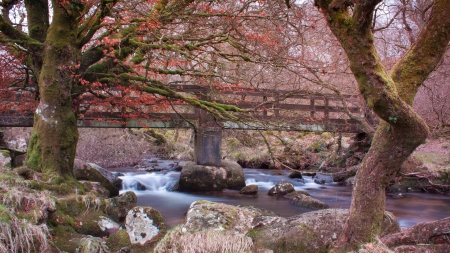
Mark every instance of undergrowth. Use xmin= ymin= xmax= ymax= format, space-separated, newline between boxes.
xmin=0 ymin=167 xmax=52 ymax=253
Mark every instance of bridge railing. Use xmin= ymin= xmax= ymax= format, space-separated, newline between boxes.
xmin=0 ymin=85 xmax=368 ymax=132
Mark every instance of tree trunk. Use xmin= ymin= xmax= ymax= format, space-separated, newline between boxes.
xmin=313 ymin=0 xmax=450 ymax=251
xmin=25 ymin=1 xmax=80 ymax=177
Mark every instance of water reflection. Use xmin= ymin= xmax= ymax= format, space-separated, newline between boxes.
xmin=116 ymin=168 xmax=450 ymax=228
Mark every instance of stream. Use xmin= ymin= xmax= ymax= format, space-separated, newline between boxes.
xmin=111 ymin=159 xmax=450 ymax=229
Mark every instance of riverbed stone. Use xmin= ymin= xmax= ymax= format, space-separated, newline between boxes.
xmin=240 ymin=184 xmax=258 ymax=195
xmin=177 ymin=163 xmax=228 ymax=191
xmin=313 ymin=173 xmax=334 ymax=184
xmin=125 ymin=206 xmax=166 ymax=245
xmin=268 ymin=180 xmax=295 ymax=196
xmin=288 ymin=170 xmax=303 ymax=179
xmin=284 ymin=191 xmax=329 ymax=209
xmin=221 ymin=160 xmax=246 ymax=189
xmin=177 ymin=160 xmax=245 ymax=191
xmin=104 ymin=191 xmax=137 ymax=223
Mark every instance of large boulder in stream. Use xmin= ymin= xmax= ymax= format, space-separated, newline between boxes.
xmin=268 ymin=180 xmax=295 ymax=196
xmin=154 ymin=200 xmax=400 ymax=253
xmin=176 ymin=160 xmax=245 ymax=191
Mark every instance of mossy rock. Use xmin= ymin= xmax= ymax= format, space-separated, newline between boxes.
xmin=104 ymin=191 xmax=137 ymax=223
xmin=107 ymin=230 xmax=131 ymax=252
xmin=74 ymin=163 xmax=119 ymax=197
xmin=177 ymin=164 xmax=228 ymax=191
xmin=221 ymin=160 xmax=246 ymax=189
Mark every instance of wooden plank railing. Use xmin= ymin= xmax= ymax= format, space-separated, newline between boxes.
xmin=0 ymin=85 xmax=366 ymax=132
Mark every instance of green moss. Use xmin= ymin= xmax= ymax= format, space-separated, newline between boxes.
xmin=0 ymin=205 xmax=11 ymax=223
xmin=107 ymin=230 xmax=131 ymax=252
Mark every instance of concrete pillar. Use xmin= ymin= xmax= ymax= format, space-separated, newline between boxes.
xmin=194 ymin=127 xmax=222 ymax=166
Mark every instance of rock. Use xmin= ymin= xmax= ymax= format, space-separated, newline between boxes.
xmin=0 ymin=149 xmax=11 ymax=168
xmin=76 ymin=236 xmax=110 ymax=253
xmin=115 ymin=247 xmax=133 ymax=253
xmin=80 ymin=181 xmax=110 ymax=198
xmin=12 ymin=153 xmax=26 ymax=167
xmin=177 ymin=163 xmax=228 ymax=191
xmin=125 ymin=207 xmax=166 ymax=245
xmin=155 ymin=200 xmax=400 ymax=253
xmin=177 ymin=160 xmax=245 ymax=192
xmin=285 ymin=190 xmax=311 ymax=197
xmin=313 ymin=173 xmax=334 ymax=184
xmin=268 ymin=180 xmax=295 ymax=196
xmin=344 ymin=176 xmax=355 ymax=186
xmin=97 ymin=216 xmax=121 ymax=235
xmin=240 ymin=184 xmax=258 ymax=195
xmin=74 ymin=161 xmax=120 ymax=197
xmin=255 ymin=209 xmax=400 ymax=252
xmin=182 ymin=200 xmax=256 ymax=234
xmin=104 ymin=191 xmax=137 ymax=223
xmin=221 ymin=160 xmax=246 ymax=189
xmin=332 ymin=165 xmax=358 ymax=183
xmin=288 ymin=170 xmax=303 ymax=179
xmin=284 ymin=191 xmax=329 ymax=209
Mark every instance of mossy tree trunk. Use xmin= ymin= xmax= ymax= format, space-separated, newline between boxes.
xmin=313 ymin=0 xmax=450 ymax=251
xmin=25 ymin=1 xmax=81 ymax=176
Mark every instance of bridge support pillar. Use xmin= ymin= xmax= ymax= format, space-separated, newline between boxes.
xmin=194 ymin=127 xmax=222 ymax=167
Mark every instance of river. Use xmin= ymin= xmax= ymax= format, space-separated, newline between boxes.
xmin=112 ymin=159 xmax=450 ymax=229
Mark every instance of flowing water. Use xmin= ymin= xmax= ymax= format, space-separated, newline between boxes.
xmin=113 ymin=159 xmax=450 ymax=229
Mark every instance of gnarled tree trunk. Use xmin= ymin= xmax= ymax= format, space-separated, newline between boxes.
xmin=25 ymin=1 xmax=80 ymax=176
xmin=313 ymin=0 xmax=450 ymax=251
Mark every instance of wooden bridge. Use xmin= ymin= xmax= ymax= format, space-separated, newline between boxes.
xmin=1 ymin=85 xmax=370 ymax=166
xmin=1 ymin=84 xmax=366 ymax=132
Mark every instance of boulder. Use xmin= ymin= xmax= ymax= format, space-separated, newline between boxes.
xmin=79 ymin=181 xmax=110 ymax=198
xmin=288 ymin=170 xmax=303 ymax=179
xmin=177 ymin=163 xmax=228 ymax=191
xmin=177 ymin=160 xmax=245 ymax=192
xmin=76 ymin=236 xmax=110 ymax=253
xmin=268 ymin=180 xmax=295 ymax=196
xmin=12 ymin=153 xmax=26 ymax=168
xmin=73 ymin=161 xmax=120 ymax=197
xmin=97 ymin=216 xmax=121 ymax=235
xmin=221 ymin=160 xmax=246 ymax=189
xmin=255 ymin=209 xmax=400 ymax=252
xmin=104 ymin=191 xmax=137 ymax=223
xmin=239 ymin=184 xmax=258 ymax=195
xmin=155 ymin=200 xmax=400 ymax=253
xmin=0 ymin=149 xmax=11 ymax=168
xmin=313 ymin=173 xmax=334 ymax=184
xmin=125 ymin=207 xmax=166 ymax=245
xmin=284 ymin=191 xmax=329 ymax=209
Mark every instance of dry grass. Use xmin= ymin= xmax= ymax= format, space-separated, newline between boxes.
xmin=0 ymin=213 xmax=50 ymax=253
xmin=0 ymin=168 xmax=51 ymax=253
xmin=154 ymin=226 xmax=253 ymax=253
